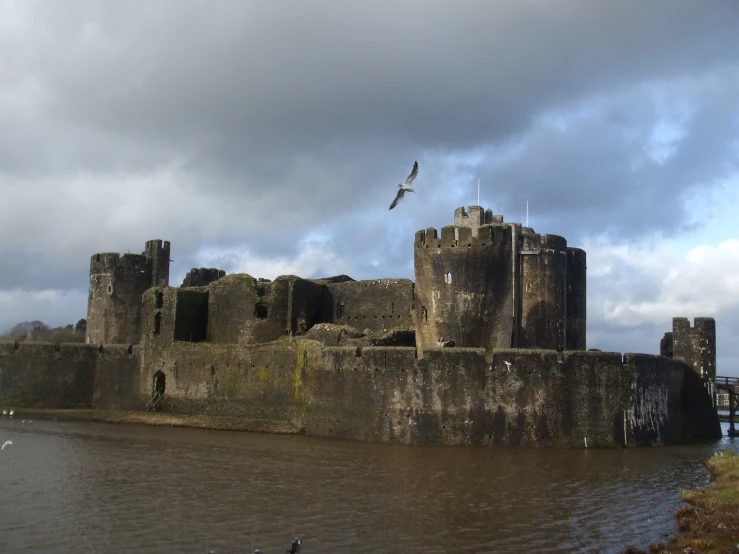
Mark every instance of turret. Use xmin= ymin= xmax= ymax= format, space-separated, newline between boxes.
xmin=414 ymin=222 xmax=514 ymax=356
xmin=667 ymin=317 xmax=717 ymax=380
xmin=144 ymin=239 xmax=171 ymax=288
xmin=86 ymin=239 xmax=171 ymax=345
xmin=415 ymin=206 xmax=587 ymax=355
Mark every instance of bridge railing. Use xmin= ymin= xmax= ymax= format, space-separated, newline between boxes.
xmin=715 ymin=375 xmax=739 ymax=390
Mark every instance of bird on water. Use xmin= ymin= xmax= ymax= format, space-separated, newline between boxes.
xmin=389 ymin=161 xmax=419 ymax=210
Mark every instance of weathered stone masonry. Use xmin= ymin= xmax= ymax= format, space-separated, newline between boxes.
xmin=0 ymin=206 xmax=721 ymax=447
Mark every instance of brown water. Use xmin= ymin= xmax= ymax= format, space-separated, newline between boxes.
xmin=0 ymin=419 xmax=736 ymax=554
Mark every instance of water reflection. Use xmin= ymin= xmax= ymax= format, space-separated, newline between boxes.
xmin=0 ymin=419 xmax=736 ymax=553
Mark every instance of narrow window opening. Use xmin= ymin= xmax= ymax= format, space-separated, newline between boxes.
xmin=336 ymin=301 xmax=345 ymax=319
xmin=421 ymin=306 xmax=428 ymax=324
xmin=546 ymin=319 xmax=551 ymax=328
xmin=526 ymin=283 xmax=532 ymax=292
xmin=391 ymin=302 xmax=394 ymax=314
xmin=107 ymin=283 xmax=113 ymax=295
xmin=154 ymin=312 xmax=161 ymax=335
xmin=445 ymin=271 xmax=453 ymax=284
xmin=155 ymin=291 xmax=164 ymax=309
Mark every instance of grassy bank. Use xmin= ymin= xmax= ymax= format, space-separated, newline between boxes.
xmin=621 ymin=450 xmax=739 ymax=553
xmin=4 ymin=408 xmax=302 ymax=435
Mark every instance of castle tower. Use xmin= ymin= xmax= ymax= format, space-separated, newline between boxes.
xmin=669 ymin=317 xmax=717 ymax=380
xmin=415 ymin=206 xmax=587 ymax=355
xmin=414 ymin=217 xmax=514 ymax=356
xmin=144 ymin=239 xmax=171 ymax=288
xmin=86 ymin=239 xmax=171 ymax=345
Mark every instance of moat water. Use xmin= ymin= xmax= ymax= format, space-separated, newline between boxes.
xmin=0 ymin=419 xmax=736 ymax=554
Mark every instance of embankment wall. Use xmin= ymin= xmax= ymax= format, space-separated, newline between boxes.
xmin=0 ymin=339 xmax=720 ymax=447
xmin=0 ymin=341 xmax=142 ymax=410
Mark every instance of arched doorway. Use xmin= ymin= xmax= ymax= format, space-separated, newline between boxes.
xmin=147 ymin=370 xmax=166 ymax=412
xmin=153 ymin=370 xmax=166 ymax=396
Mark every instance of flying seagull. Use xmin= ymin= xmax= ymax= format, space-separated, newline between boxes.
xmin=389 ymin=161 xmax=418 ymax=210
xmin=2 ymin=440 xmax=12 ymax=450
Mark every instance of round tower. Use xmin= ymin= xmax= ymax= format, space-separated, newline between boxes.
xmin=86 ymin=239 xmax=170 ymax=345
xmin=86 ymin=252 xmax=152 ymax=345
xmin=519 ymin=233 xmax=568 ymax=350
xmin=414 ymin=222 xmax=514 ymax=355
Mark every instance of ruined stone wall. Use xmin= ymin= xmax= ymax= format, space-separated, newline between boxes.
xmin=204 ymin=275 xmax=259 ymax=344
xmin=325 ymin=279 xmax=414 ymax=333
xmin=181 ymin=268 xmax=225 ymax=288
xmin=0 ymin=341 xmax=141 ymax=410
xmin=135 ymin=336 xmax=715 ymax=447
xmin=0 ymin=337 xmax=718 ymax=446
xmin=519 ymin=233 xmax=568 ymax=351
xmin=288 ymin=278 xmax=333 ymax=335
xmin=414 ymin=225 xmax=514 ymax=355
xmin=0 ymin=341 xmax=98 ymax=408
xmin=91 ymin=345 xmax=143 ymax=410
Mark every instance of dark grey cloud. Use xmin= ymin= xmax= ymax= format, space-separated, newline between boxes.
xmin=1 ymin=1 xmax=739 ymax=372
xmin=476 ymin=71 xmax=739 ymax=244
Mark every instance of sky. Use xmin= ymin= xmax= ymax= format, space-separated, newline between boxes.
xmin=1 ymin=1 xmax=738 ymax=375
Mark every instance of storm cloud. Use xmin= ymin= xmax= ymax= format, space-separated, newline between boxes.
xmin=1 ymin=0 xmax=738 ymax=372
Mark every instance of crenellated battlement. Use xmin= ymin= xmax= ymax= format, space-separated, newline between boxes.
xmin=90 ymin=252 xmax=149 ymax=275
xmin=673 ymin=317 xmax=715 ymax=333
xmin=453 ymin=205 xmax=504 ymax=236
xmin=663 ymin=316 xmax=716 ymax=380
xmin=414 ymin=224 xmax=511 ymax=249
xmin=521 ymin=232 xmax=568 ymax=252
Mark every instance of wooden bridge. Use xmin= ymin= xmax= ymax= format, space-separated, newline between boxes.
xmin=715 ymin=375 xmax=739 ymax=437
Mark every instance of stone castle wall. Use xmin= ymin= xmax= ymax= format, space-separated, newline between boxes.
xmin=0 ymin=339 xmax=720 ymax=447
xmin=0 ymin=341 xmax=142 ymax=410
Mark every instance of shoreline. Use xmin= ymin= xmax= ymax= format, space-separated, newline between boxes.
xmin=621 ymin=450 xmax=739 ymax=553
xmin=1 ymin=408 xmax=302 ymax=435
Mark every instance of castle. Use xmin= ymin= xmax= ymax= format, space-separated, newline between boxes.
xmin=0 ymin=206 xmax=721 ymax=447
xmin=86 ymin=206 xmax=586 ymax=355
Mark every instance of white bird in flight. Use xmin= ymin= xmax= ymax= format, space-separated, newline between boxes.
xmin=504 ymin=361 xmax=512 ymax=372
xmin=389 ymin=161 xmax=419 ymax=210
xmin=2 ymin=440 xmax=12 ymax=450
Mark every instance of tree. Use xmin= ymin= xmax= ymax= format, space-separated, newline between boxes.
xmin=75 ymin=319 xmax=87 ymax=333
xmin=2 ymin=320 xmax=51 ymax=341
